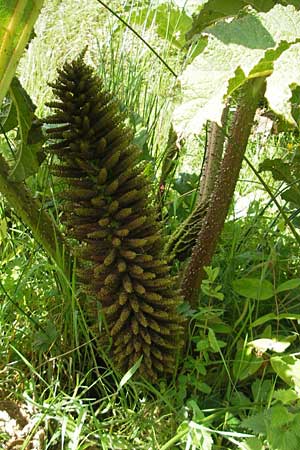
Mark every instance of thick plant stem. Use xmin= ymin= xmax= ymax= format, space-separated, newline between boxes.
xmin=164 ymin=108 xmax=228 ymax=262
xmin=198 ymin=106 xmax=229 ymax=204
xmin=0 ymin=154 xmax=69 ymax=271
xmin=0 ymin=0 xmax=44 ymax=106
xmin=181 ymin=78 xmax=266 ymax=307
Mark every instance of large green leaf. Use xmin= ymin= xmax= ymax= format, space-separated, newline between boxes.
xmin=173 ymin=4 xmax=300 ymax=136
xmin=232 ymin=278 xmax=274 ymax=300
xmin=241 ymin=437 xmax=264 ymax=450
xmin=266 ymin=43 xmax=300 ymax=125
xmin=186 ymin=0 xmax=279 ymax=38
xmin=8 ymin=77 xmax=44 ymax=181
xmin=271 ymin=355 xmax=300 ymax=388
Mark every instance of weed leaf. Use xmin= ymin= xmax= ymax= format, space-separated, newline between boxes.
xmin=118 ymin=355 xmax=143 ymax=390
xmin=232 ymin=278 xmax=274 ymax=300
xmin=276 ymin=278 xmax=300 ymax=293
xmin=270 ymin=355 xmax=300 ymax=388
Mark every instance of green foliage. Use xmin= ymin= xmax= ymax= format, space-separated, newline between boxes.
xmin=1 ymin=77 xmax=45 ymax=181
xmin=232 ymin=277 xmax=274 ymax=300
xmin=3 ymin=1 xmax=300 ymax=448
xmin=0 ymin=96 xmax=18 ymax=132
xmin=273 ymin=388 xmax=299 ymax=404
xmin=271 ymin=355 xmax=300 ymax=388
xmin=130 ymin=1 xmax=193 ymax=49
xmin=259 ymin=148 xmax=300 ymax=223
xmin=201 ymin=266 xmax=224 ymax=300
xmin=265 ymin=43 xmax=300 ymax=125
xmin=175 ymin=421 xmax=213 ymax=450
xmin=174 ymin=4 xmax=300 ymax=136
xmin=186 ymin=0 xmax=300 ymax=38
xmin=243 ymin=405 xmax=300 ymax=450
xmin=232 ymin=342 xmax=264 ymax=381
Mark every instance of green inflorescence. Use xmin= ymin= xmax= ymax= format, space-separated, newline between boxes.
xmin=44 ymin=53 xmax=184 ymax=380
xmin=164 ymin=200 xmax=208 ymax=262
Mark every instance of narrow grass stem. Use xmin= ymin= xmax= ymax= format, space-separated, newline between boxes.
xmin=160 ymin=427 xmax=189 ymax=450
xmin=244 ymin=155 xmax=300 ymax=245
xmin=95 ymin=0 xmax=177 ymax=77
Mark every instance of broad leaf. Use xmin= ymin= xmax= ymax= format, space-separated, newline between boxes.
xmin=268 ymin=406 xmax=300 ymax=450
xmin=276 ymin=278 xmax=300 ymax=293
xmin=273 ymin=389 xmax=299 ymax=404
xmin=266 ymin=43 xmax=300 ymax=125
xmin=271 ymin=355 xmax=300 ymax=388
xmin=232 ymin=278 xmax=274 ymax=300
xmin=241 ymin=437 xmax=264 ymax=450
xmin=243 ymin=406 xmax=300 ymax=450
xmin=259 ymin=158 xmax=293 ymax=183
xmin=186 ymin=0 xmax=295 ymax=38
xmin=173 ymin=5 xmax=300 ymax=136
xmin=259 ymin=157 xmax=300 ymax=206
xmin=233 ymin=346 xmax=264 ymax=380
xmin=248 ymin=337 xmax=291 ymax=354
xmin=8 ymin=77 xmax=44 ymax=181
xmin=242 ymin=411 xmax=268 ymax=435
xmin=0 ymin=97 xmax=18 ymax=132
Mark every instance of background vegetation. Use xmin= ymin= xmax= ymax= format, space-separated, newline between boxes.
xmin=1 ymin=1 xmax=300 ymax=449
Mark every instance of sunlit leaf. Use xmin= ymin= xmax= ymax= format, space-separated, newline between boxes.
xmin=173 ymin=5 xmax=300 ymax=136
xmin=249 ymin=337 xmax=291 ymax=354
xmin=273 ymin=389 xmax=299 ymax=404
xmin=266 ymin=43 xmax=300 ymax=125
xmin=233 ymin=346 xmax=264 ymax=380
xmin=271 ymin=355 xmax=300 ymax=388
xmin=130 ymin=2 xmax=192 ymax=49
xmin=186 ymin=0 xmax=293 ymax=38
xmin=189 ymin=422 xmax=213 ymax=450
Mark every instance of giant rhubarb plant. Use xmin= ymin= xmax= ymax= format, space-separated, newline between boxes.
xmin=173 ymin=4 xmax=300 ymax=305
